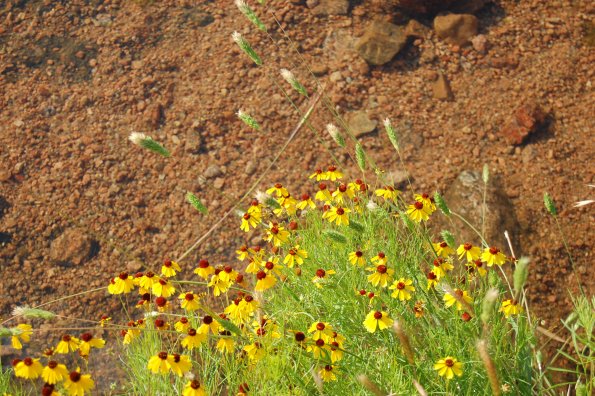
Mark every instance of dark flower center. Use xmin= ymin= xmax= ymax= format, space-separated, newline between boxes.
xmin=463 ymin=243 xmax=472 ymax=251
xmin=256 ymin=270 xmax=267 ymax=280
xmin=315 ymin=269 xmax=326 ymax=278
xmin=377 ymin=265 xmax=387 ymax=274
xmin=155 ymin=296 xmax=167 ymax=307
xmin=295 ymin=332 xmax=305 ymax=342
xmin=190 ymin=380 xmax=201 ymax=389
xmin=199 ymin=259 xmax=210 ymax=268
xmin=23 ymin=357 xmax=33 ymax=366
xmin=373 ymin=311 xmax=383 ymax=320
xmin=316 ymin=322 xmax=325 ymax=331
xmin=118 ymin=272 xmax=128 ymax=280
xmin=48 ymin=360 xmax=58 ymax=369
xmin=81 ymin=333 xmax=93 ymax=342
xmin=203 ymin=316 xmax=213 ymax=324
xmin=69 ymin=371 xmax=81 ymax=381
xmin=489 ymin=247 xmax=499 ymax=254
xmin=414 ymin=201 xmax=424 ymax=210
xmin=445 ymin=359 xmax=454 ymax=367
xmin=397 ymin=282 xmax=405 ymax=290
xmin=185 ymin=293 xmax=194 ymax=301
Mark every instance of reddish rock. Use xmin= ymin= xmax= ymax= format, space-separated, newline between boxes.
xmin=501 ymin=102 xmax=548 ymax=145
xmin=49 ymin=228 xmax=97 ymax=265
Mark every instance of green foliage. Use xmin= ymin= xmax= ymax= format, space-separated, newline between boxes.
xmin=186 ymin=192 xmax=208 ymax=215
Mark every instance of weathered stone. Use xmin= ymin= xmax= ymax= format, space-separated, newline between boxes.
xmin=500 ymin=102 xmax=547 ymax=145
xmin=310 ymin=0 xmax=350 ymax=16
xmin=204 ymin=164 xmax=223 ymax=179
xmin=355 ymin=21 xmax=408 ymax=65
xmin=434 ymin=14 xmax=478 ymax=46
xmin=432 ymin=73 xmax=454 ymax=100
xmin=49 ymin=228 xmax=97 ymax=265
xmin=387 ymin=169 xmax=411 ymax=190
xmin=404 ymin=19 xmax=430 ymax=38
xmin=345 ymin=111 xmax=378 ymax=137
xmin=435 ymin=170 xmax=520 ymax=253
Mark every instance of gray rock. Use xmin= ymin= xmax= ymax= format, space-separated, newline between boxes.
xmin=345 ymin=111 xmax=378 ymax=137
xmin=437 ymin=170 xmax=520 ymax=253
xmin=204 ymin=164 xmax=223 ymax=179
xmin=434 ymin=14 xmax=479 ymax=46
xmin=387 ymin=169 xmax=411 ymax=189
xmin=355 ymin=21 xmax=408 ymax=66
xmin=49 ymin=228 xmax=97 ymax=265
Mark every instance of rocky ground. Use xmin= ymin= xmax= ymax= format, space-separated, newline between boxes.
xmin=0 ymin=0 xmax=593 ymax=390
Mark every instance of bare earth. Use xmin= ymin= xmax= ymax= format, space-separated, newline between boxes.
xmin=0 ymin=0 xmax=593 ymax=388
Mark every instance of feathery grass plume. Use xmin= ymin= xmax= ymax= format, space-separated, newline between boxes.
xmin=235 ymin=0 xmax=267 ymax=32
xmin=129 ymin=132 xmax=170 ymax=157
xmin=348 ymin=219 xmax=364 ymax=233
xmin=476 ymin=340 xmax=501 ymax=396
xmin=12 ymin=306 xmax=55 ymax=320
xmin=434 ymin=192 xmax=451 ymax=216
xmin=232 ymin=31 xmax=262 ymax=65
xmin=440 ymin=230 xmax=455 ymax=249
xmin=383 ymin=118 xmax=399 ymax=151
xmin=574 ymin=199 xmax=595 ymax=208
xmin=393 ymin=321 xmax=415 ymax=365
xmin=513 ymin=257 xmax=530 ymax=300
xmin=355 ymin=143 xmax=366 ymax=171
xmin=326 ymin=123 xmax=345 ymax=148
xmin=186 ymin=192 xmax=208 ymax=214
xmin=280 ymin=69 xmax=308 ymax=96
xmin=237 ymin=109 xmax=261 ymax=131
xmin=323 ymin=230 xmax=347 ymax=244
xmin=576 ymin=383 xmax=587 ymax=396
xmin=480 ymin=288 xmax=499 ymax=325
xmin=356 ymin=374 xmax=384 ymax=396
xmin=482 ymin=163 xmax=490 ymax=184
xmin=543 ymin=192 xmax=557 ymax=216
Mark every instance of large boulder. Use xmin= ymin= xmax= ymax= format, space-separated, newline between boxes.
xmin=434 ymin=171 xmax=520 ymax=254
xmin=355 ymin=20 xmax=408 ymax=65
